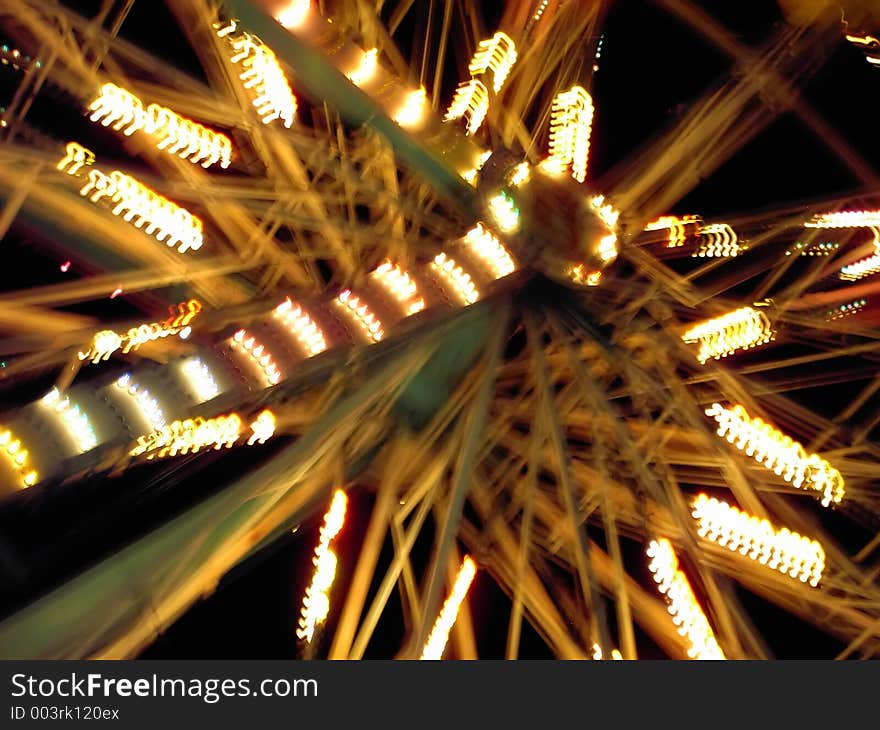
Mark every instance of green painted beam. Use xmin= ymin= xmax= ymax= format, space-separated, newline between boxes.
xmin=223 ymin=0 xmax=479 ymax=214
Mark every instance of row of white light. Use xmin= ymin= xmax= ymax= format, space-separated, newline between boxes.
xmin=81 ymin=168 xmax=204 ymax=254
xmin=804 ymin=210 xmax=880 ymax=228
xmin=41 ymin=388 xmax=98 ymax=454
xmin=297 ymin=489 xmax=347 ymax=645
xmin=692 ymin=494 xmax=825 ymax=586
xmin=802 ymin=213 xmax=880 ymax=281
xmin=115 ymin=375 xmax=167 ymax=434
xmin=431 ymin=253 xmax=480 ymax=305
xmin=130 ymin=409 xmax=275 ymax=459
xmin=463 ymin=223 xmax=517 ymax=278
xmin=644 ymin=215 xmax=701 ymax=248
xmin=78 ymin=300 xmax=202 ymax=365
xmin=445 ymin=32 xmax=517 ymax=136
xmin=370 ymin=261 xmax=426 ymax=316
xmin=60 ymin=142 xmax=204 ymax=254
xmin=335 ymin=290 xmax=384 ymax=342
xmin=229 ymin=329 xmax=282 ymax=386
xmin=216 ymin=19 xmax=297 ymax=128
xmin=543 ymin=85 xmax=594 ymax=183
xmin=273 ymin=298 xmax=328 ymax=356
xmin=646 ymin=538 xmax=725 ymax=660
xmin=682 ymin=306 xmax=774 ymax=364
xmin=693 ymin=223 xmax=741 ymax=258
xmin=705 ymin=402 xmax=845 ymax=507
xmin=180 ymin=358 xmax=221 ymax=402
xmin=0 ymin=428 xmax=38 ymax=488
xmin=420 ymin=555 xmax=478 ymax=659
xmin=87 ymin=83 xmax=232 ymax=169
xmin=839 ymin=227 xmax=880 ymax=281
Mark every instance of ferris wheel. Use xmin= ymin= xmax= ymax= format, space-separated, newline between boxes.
xmin=0 ymin=0 xmax=878 ymax=661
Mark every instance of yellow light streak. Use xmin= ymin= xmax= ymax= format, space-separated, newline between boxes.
xmin=57 ymin=141 xmax=95 ymax=176
xmin=420 ymin=555 xmax=477 ymax=660
xmin=590 ymin=195 xmax=620 ymax=229
xmin=706 ymin=402 xmax=845 ymax=507
xmin=87 ymin=83 xmax=232 ymax=168
xmin=846 ymin=34 xmax=880 ymax=46
xmin=546 ymin=86 xmax=594 ymax=183
xmin=692 ymin=494 xmax=825 ymax=586
xmin=431 ymin=253 xmax=480 ymax=304
xmin=180 ymin=357 xmax=221 ymax=402
xmin=130 ymin=413 xmax=243 ymax=459
xmin=590 ymin=195 xmax=620 ymax=265
xmin=394 ymin=87 xmax=427 ymax=128
xmin=681 ymin=306 xmax=774 ymax=363
xmin=468 ymin=32 xmax=517 ymax=93
xmin=693 ymin=223 xmax=741 ymax=258
xmin=462 ymin=150 xmax=492 ymax=185
xmin=78 ymin=300 xmax=202 ymax=364
xmin=335 ymin=290 xmax=385 ymax=342
xmin=276 ymin=0 xmax=310 ymax=28
xmin=129 ymin=409 xmax=275 ymax=459
xmin=346 ymin=48 xmax=378 ymax=86
xmin=115 ymin=374 xmax=167 ymax=433
xmin=462 ymin=223 xmax=517 ymax=278
xmin=247 ymin=409 xmax=276 ymax=445
xmin=486 ymin=191 xmax=520 ymax=233
xmin=0 ymin=428 xmax=38 ymax=488
xmin=508 ymin=161 xmax=531 ymax=187
xmin=274 ymin=298 xmax=328 ymax=355
xmin=644 ymin=214 xmax=701 ymax=247
xmin=297 ymin=489 xmax=348 ymax=644
xmin=646 ymin=539 xmax=725 ymax=660
xmin=568 ymin=264 xmax=602 ymax=286
xmin=216 ymin=20 xmax=297 ymax=128
xmin=41 ymin=388 xmax=98 ymax=454
xmin=230 ymin=329 xmax=282 ymax=386
xmin=445 ymin=79 xmax=490 ymax=135
xmin=78 ymin=168 xmax=204 ymax=253
xmin=370 ymin=261 xmax=426 ymax=316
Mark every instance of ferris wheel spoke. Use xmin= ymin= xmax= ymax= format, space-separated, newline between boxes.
xmin=657 ymin=0 xmax=880 ymax=189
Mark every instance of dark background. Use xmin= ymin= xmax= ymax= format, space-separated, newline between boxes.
xmin=0 ymin=0 xmax=876 ymax=659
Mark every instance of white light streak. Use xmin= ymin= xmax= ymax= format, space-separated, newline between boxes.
xmin=420 ymin=555 xmax=477 ymax=660
xmin=180 ymin=357 xmax=221 ymax=402
xmin=468 ymin=32 xmax=517 ymax=92
xmin=647 ymin=539 xmax=725 ymax=660
xmin=297 ymin=490 xmax=347 ymax=644
xmin=370 ymin=261 xmax=426 ymax=316
xmin=335 ymin=290 xmax=384 ymax=342
xmin=706 ymin=402 xmax=845 ymax=507
xmin=462 ymin=223 xmax=517 ymax=278
xmin=692 ymin=494 xmax=825 ymax=586
xmin=274 ymin=298 xmax=328 ymax=356
xmin=546 ymin=86 xmax=594 ymax=183
xmin=216 ymin=21 xmax=297 ymax=128
xmin=431 ymin=253 xmax=480 ymax=305
xmin=41 ymin=388 xmax=98 ymax=454
xmin=115 ymin=374 xmax=167 ymax=433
